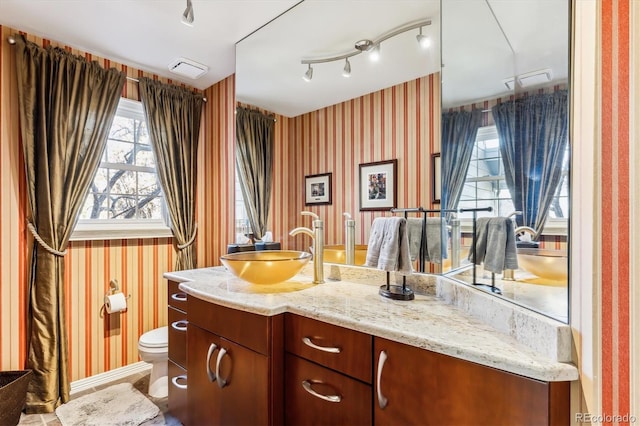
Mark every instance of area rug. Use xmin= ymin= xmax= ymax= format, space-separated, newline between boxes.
xmin=55 ymin=382 xmax=160 ymax=426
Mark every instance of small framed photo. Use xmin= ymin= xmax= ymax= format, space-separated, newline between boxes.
xmin=305 ymin=173 xmax=332 ymax=205
xmin=359 ymin=159 xmax=397 ymax=211
xmin=431 ymin=153 xmax=441 ymax=204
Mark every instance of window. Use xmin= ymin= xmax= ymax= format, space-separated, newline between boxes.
xmin=458 ymin=125 xmax=569 ymax=233
xmin=71 ymin=98 xmax=171 ymax=240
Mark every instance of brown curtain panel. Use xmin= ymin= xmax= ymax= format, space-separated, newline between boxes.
xmin=14 ymin=35 xmax=125 ymax=413
xmin=138 ymin=78 xmax=203 ymax=270
xmin=235 ymin=107 xmax=275 ymax=240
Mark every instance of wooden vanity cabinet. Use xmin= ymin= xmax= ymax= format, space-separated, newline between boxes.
xmin=284 ymin=314 xmax=373 ymax=426
xmin=186 ymin=295 xmax=284 ymax=426
xmin=373 ymin=337 xmax=570 ymax=426
xmin=167 ymin=280 xmax=188 ymax=425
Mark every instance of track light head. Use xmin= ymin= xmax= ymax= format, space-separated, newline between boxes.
xmin=369 ymin=44 xmax=380 ymax=62
xmin=182 ymin=0 xmax=194 ymax=26
xmin=416 ymin=27 xmax=430 ymax=49
xmin=303 ymin=64 xmax=313 ymax=82
xmin=342 ymin=58 xmax=351 ymax=77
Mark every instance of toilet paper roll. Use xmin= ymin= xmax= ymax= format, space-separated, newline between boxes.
xmin=104 ymin=292 xmax=127 ymax=314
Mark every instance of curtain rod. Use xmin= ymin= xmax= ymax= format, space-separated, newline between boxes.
xmin=7 ymin=36 xmax=207 ymax=103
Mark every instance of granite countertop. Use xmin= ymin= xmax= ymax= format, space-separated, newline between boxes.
xmin=164 ymin=267 xmax=578 ymax=382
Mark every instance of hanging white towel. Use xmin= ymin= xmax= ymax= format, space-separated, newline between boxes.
xmin=365 ymin=217 xmax=413 ymax=275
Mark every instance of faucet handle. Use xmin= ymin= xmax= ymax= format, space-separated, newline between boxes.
xmin=343 ymin=212 xmax=353 ymax=220
xmin=301 ymin=211 xmax=320 ymax=220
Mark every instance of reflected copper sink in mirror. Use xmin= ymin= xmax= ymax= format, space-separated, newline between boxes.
xmin=323 ymin=244 xmax=368 ymax=266
xmin=517 ymin=248 xmax=568 ymax=283
xmin=220 ymin=250 xmax=312 ymax=285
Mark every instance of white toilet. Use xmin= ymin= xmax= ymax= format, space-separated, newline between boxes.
xmin=138 ymin=326 xmax=169 ymax=398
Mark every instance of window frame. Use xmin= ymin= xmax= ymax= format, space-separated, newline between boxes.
xmin=70 ymin=98 xmax=172 ymax=241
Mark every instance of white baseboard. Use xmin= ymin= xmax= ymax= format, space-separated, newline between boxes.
xmin=70 ymin=361 xmax=152 ymax=395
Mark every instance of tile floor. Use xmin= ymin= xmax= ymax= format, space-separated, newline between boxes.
xmin=18 ymin=372 xmax=180 ymax=426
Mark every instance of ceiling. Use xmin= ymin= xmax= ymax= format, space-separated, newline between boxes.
xmin=0 ymin=0 xmax=569 ymax=116
xmin=0 ymin=0 xmax=301 ymax=90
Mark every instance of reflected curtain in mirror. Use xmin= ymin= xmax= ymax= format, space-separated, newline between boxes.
xmin=139 ymin=78 xmax=204 ymax=270
xmin=441 ymin=109 xmax=482 ymax=219
xmin=492 ymin=90 xmax=568 ymax=238
xmin=14 ymin=34 xmax=125 ymax=413
xmin=235 ymin=107 xmax=275 ymax=240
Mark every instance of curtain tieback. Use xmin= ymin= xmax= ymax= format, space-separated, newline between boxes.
xmin=177 ymin=224 xmax=198 ymax=250
xmin=27 ymin=222 xmax=68 ymax=257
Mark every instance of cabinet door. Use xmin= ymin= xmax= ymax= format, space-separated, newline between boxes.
xmin=216 ymin=336 xmax=270 ymax=426
xmin=168 ymin=360 xmax=188 ymax=426
xmin=168 ymin=306 xmax=187 ymax=369
xmin=187 ymin=324 xmax=223 ymax=426
xmin=285 ymin=353 xmax=371 ymax=426
xmin=374 ymin=337 xmax=566 ymax=426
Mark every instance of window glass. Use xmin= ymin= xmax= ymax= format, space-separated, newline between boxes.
xmin=77 ymin=99 xmax=165 ymax=221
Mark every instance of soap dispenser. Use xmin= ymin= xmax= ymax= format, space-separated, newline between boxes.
xmin=344 ymin=212 xmax=355 ymax=265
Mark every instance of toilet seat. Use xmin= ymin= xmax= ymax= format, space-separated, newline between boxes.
xmin=139 ymin=326 xmax=168 ymax=349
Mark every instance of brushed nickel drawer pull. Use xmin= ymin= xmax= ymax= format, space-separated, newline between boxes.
xmin=216 ymin=347 xmax=229 ymax=388
xmin=206 ymin=343 xmax=217 ymax=382
xmin=376 ymin=350 xmax=388 ymax=409
xmin=302 ymin=380 xmax=342 ymax=403
xmin=171 ymin=375 xmax=187 ymax=390
xmin=302 ymin=336 xmax=341 ymax=353
xmin=171 ymin=293 xmax=187 ymax=302
xmin=171 ymin=320 xmax=188 ymax=332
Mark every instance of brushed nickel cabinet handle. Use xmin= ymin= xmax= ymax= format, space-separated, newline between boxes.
xmin=376 ymin=350 xmax=389 ymax=409
xmin=302 ymin=336 xmax=341 ymax=353
xmin=302 ymin=380 xmax=342 ymax=403
xmin=171 ymin=320 xmax=188 ymax=332
xmin=206 ymin=343 xmax=217 ymax=382
xmin=171 ymin=293 xmax=187 ymax=302
xmin=216 ymin=347 xmax=228 ymax=388
xmin=171 ymin=375 xmax=187 ymax=390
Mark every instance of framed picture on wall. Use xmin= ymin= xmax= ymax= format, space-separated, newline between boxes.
xmin=359 ymin=159 xmax=397 ymax=211
xmin=431 ymin=153 xmax=441 ymax=204
xmin=305 ymin=173 xmax=332 ymax=205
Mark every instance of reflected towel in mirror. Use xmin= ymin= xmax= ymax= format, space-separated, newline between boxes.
xmin=468 ymin=217 xmax=518 ymax=273
xmin=365 ymin=217 xmax=412 ymax=274
xmin=407 ymin=218 xmax=449 ymax=264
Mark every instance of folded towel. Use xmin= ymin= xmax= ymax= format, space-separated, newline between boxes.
xmin=468 ymin=217 xmax=519 ymax=273
xmin=424 ymin=217 xmax=448 ymax=264
xmin=406 ymin=218 xmax=423 ymax=262
xmin=365 ymin=217 xmax=412 ymax=274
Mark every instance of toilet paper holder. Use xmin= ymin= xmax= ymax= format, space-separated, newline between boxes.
xmin=107 ymin=279 xmax=131 ymax=299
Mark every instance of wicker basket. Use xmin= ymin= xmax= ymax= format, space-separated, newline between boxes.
xmin=0 ymin=370 xmax=32 ymax=426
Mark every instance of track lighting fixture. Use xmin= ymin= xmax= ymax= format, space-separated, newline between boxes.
xmin=302 ymin=64 xmax=313 ymax=82
xmin=416 ymin=27 xmax=430 ymax=49
xmin=342 ymin=58 xmax=351 ymax=77
xmin=300 ymin=18 xmax=431 ymax=81
xmin=182 ymin=0 xmax=194 ymax=26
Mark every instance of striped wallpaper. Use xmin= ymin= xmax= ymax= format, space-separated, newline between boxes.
xmin=599 ymin=0 xmax=634 ymax=422
xmin=278 ymin=75 xmax=441 ymax=251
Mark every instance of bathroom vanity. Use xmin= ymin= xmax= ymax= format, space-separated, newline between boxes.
xmin=165 ymin=266 xmax=577 ymax=425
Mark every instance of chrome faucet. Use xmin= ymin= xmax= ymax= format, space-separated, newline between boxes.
xmin=343 ymin=212 xmax=355 ymax=265
xmin=289 ymin=211 xmax=324 ymax=284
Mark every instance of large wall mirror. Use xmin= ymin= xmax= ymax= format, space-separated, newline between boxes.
xmin=235 ymin=0 xmax=570 ymax=323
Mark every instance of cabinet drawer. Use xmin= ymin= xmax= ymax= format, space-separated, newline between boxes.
xmin=168 ymin=360 xmax=188 ymax=426
xmin=168 ymin=306 xmax=187 ymax=368
xmin=285 ymin=314 xmax=372 ymax=383
xmin=188 ymin=295 xmax=271 ymax=355
xmin=285 ymin=353 xmax=372 ymax=426
xmin=168 ymin=280 xmax=188 ymax=311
